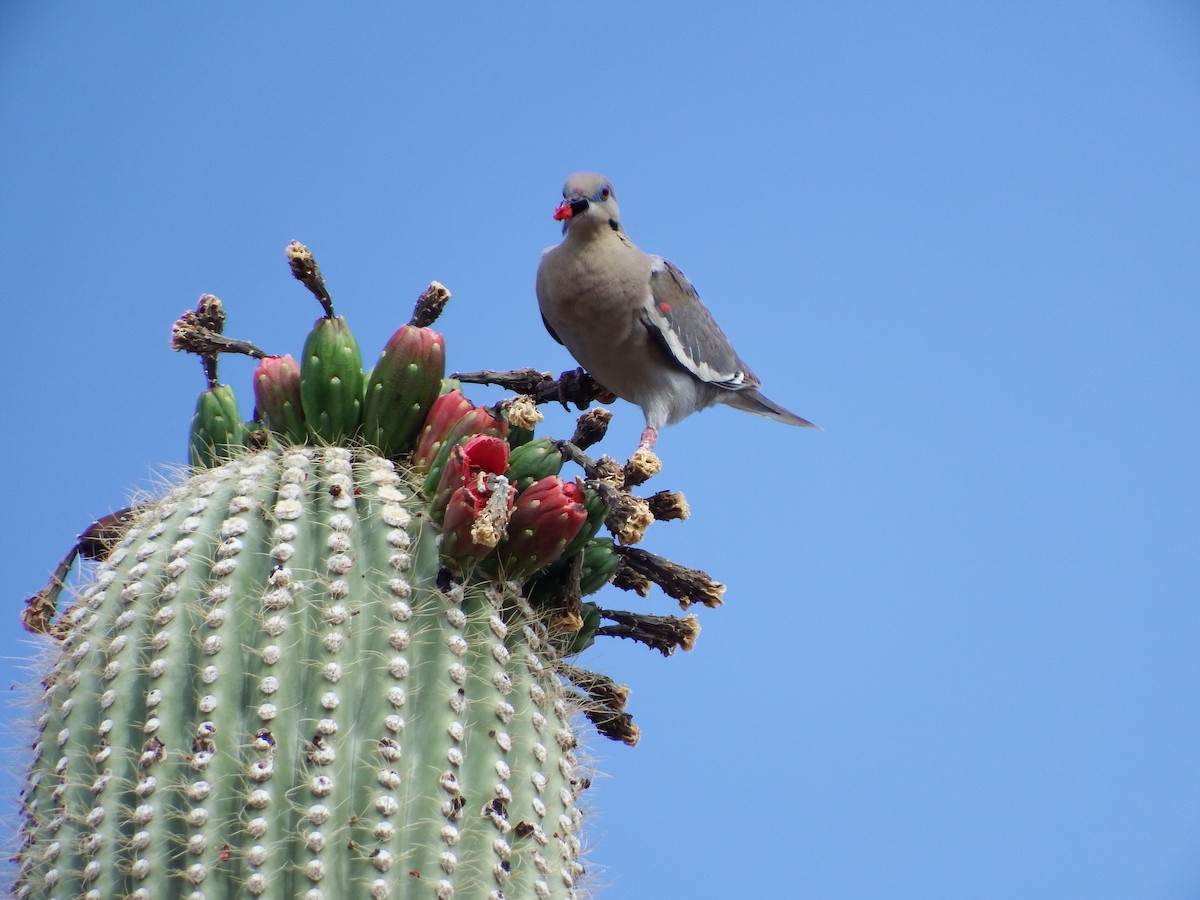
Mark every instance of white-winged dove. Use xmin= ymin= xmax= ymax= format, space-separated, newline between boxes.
xmin=536 ymin=172 xmax=816 ymax=451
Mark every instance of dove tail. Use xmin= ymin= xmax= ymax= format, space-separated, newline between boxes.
xmin=727 ymin=388 xmax=819 ymax=429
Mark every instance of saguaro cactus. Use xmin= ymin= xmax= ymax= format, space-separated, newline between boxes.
xmin=17 ymin=244 xmax=722 ymax=899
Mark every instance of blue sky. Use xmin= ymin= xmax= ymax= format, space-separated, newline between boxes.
xmin=3 ymin=3 xmax=1198 ymax=897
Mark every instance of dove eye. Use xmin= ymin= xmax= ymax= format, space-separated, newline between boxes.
xmin=599 ymin=186 xmax=612 ymax=200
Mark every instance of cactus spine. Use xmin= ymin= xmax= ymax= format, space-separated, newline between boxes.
xmin=17 ymin=244 xmax=721 ymax=899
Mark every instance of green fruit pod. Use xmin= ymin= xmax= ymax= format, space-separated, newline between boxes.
xmin=562 ymin=487 xmax=610 ymax=559
xmin=579 ymin=537 xmax=622 ymax=595
xmin=300 ymin=315 xmax=365 ymax=443
xmin=362 ymin=324 xmax=446 ymax=458
xmin=525 ymin=535 xmax=620 ymax=613
xmin=189 ymin=384 xmax=247 ymax=470
xmin=564 ymin=601 xmax=602 ymax=656
xmin=507 ymin=424 xmax=536 ymax=449
xmin=506 ymin=437 xmax=566 ymax=493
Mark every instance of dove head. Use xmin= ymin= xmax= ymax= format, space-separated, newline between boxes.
xmin=553 ymin=172 xmax=622 ymax=236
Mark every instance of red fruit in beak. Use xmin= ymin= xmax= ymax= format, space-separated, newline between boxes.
xmin=553 ymin=202 xmax=573 ymax=221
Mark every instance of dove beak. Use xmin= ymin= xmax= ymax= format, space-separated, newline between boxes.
xmin=553 ymin=198 xmax=590 ymax=221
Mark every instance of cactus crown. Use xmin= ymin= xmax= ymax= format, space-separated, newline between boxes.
xmin=17 ymin=243 xmax=723 ymax=899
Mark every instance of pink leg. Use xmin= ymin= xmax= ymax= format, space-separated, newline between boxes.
xmin=638 ymin=426 xmax=658 ymax=451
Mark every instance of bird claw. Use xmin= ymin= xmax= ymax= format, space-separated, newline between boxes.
xmin=555 ymin=374 xmax=572 ymax=412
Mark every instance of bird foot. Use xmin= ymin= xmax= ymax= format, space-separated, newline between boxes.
xmin=637 ymin=426 xmax=658 ymax=452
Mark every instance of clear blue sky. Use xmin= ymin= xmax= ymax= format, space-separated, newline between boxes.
xmin=3 ymin=4 xmax=1198 ymax=897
